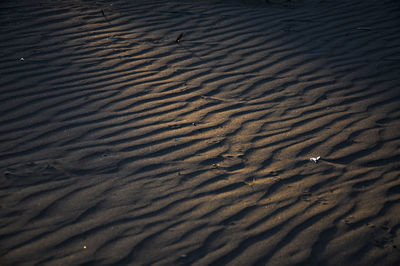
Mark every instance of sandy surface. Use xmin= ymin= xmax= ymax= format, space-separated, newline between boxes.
xmin=1 ymin=0 xmax=400 ymax=265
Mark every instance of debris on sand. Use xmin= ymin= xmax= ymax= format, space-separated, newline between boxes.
xmin=309 ymin=156 xmax=321 ymax=163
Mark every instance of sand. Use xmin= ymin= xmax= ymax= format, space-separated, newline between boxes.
xmin=0 ymin=0 xmax=399 ymax=265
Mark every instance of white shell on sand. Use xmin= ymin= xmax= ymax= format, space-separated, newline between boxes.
xmin=310 ymin=156 xmax=321 ymax=163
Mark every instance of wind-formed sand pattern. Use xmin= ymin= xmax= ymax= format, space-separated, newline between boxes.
xmin=0 ymin=0 xmax=399 ymax=265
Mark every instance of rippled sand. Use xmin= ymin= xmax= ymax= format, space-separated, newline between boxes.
xmin=0 ymin=0 xmax=399 ymax=265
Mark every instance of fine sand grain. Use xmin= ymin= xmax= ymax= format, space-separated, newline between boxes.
xmin=0 ymin=0 xmax=399 ymax=265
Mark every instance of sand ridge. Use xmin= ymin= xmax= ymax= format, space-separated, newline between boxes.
xmin=0 ymin=0 xmax=399 ymax=265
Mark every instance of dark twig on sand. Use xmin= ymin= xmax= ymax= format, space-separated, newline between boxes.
xmin=176 ymin=33 xmax=184 ymax=43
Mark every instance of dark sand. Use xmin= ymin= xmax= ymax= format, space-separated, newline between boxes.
xmin=0 ymin=0 xmax=400 ymax=265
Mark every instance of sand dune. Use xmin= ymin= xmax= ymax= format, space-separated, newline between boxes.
xmin=0 ymin=0 xmax=399 ymax=265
